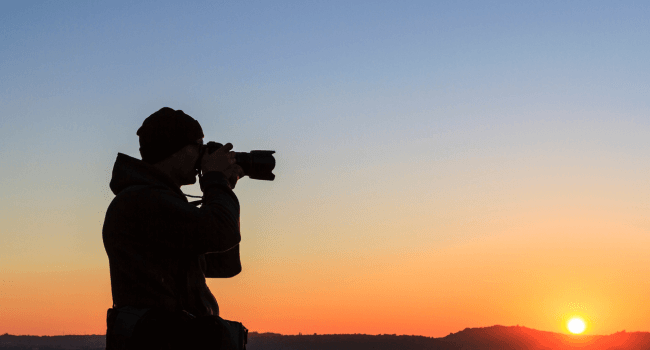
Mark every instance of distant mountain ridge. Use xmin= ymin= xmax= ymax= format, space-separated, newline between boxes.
xmin=3 ymin=325 xmax=650 ymax=349
xmin=248 ymin=326 xmax=650 ymax=350
xmin=441 ymin=325 xmax=650 ymax=350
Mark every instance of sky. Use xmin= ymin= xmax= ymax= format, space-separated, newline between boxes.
xmin=1 ymin=0 xmax=650 ymax=338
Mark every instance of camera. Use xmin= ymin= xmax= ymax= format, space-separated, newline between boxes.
xmin=195 ymin=141 xmax=276 ymax=181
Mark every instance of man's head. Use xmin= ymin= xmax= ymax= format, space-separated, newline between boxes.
xmin=137 ymin=107 xmax=205 ymax=187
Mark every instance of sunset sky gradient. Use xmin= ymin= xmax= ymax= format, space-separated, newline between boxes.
xmin=2 ymin=0 xmax=650 ymax=337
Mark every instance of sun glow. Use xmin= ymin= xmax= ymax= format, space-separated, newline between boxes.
xmin=568 ymin=317 xmax=586 ymax=334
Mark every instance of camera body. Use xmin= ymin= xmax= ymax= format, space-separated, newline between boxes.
xmin=195 ymin=141 xmax=276 ymax=181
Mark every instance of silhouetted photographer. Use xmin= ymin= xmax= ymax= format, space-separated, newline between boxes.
xmin=103 ymin=107 xmax=273 ymax=349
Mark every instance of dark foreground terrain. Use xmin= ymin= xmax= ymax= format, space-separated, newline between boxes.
xmin=2 ymin=325 xmax=649 ymax=349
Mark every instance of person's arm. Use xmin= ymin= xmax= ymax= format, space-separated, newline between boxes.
xmin=194 ymin=171 xmax=241 ymax=253
xmin=203 ymin=245 xmax=242 ymax=278
xmin=143 ymin=170 xmax=240 ymax=255
xmin=190 ymin=142 xmax=244 ymax=254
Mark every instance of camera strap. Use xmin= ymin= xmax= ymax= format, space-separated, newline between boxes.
xmin=185 ymin=193 xmax=203 ymax=206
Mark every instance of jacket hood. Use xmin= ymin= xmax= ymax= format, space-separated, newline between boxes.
xmin=109 ymin=153 xmax=186 ymax=199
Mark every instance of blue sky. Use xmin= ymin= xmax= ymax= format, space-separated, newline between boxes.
xmin=2 ymin=0 xmax=650 ymax=272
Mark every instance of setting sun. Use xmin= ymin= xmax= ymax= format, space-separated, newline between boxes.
xmin=568 ymin=317 xmax=586 ymax=334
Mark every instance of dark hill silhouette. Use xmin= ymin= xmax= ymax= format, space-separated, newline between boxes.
xmin=3 ymin=325 xmax=650 ymax=349
xmin=247 ymin=326 xmax=650 ymax=350
xmin=247 ymin=332 xmax=459 ymax=350
xmin=0 ymin=333 xmax=105 ymax=349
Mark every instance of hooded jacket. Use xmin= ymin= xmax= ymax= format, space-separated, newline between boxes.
xmin=103 ymin=153 xmax=241 ymax=317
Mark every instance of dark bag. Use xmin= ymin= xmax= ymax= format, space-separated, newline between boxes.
xmin=217 ymin=318 xmax=248 ymax=350
xmin=181 ymin=315 xmax=248 ymax=350
xmin=107 ymin=306 xmax=247 ymax=350
xmin=106 ymin=306 xmax=151 ymax=350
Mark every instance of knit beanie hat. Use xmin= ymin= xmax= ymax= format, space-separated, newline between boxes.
xmin=136 ymin=107 xmax=204 ymax=164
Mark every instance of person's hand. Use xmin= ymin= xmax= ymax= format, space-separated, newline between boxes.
xmin=202 ymin=143 xmax=235 ymax=174
xmin=222 ymin=163 xmax=245 ymax=189
xmin=201 ymin=143 xmax=245 ymax=189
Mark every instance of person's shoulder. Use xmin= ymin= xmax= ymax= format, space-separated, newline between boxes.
xmin=111 ymin=184 xmax=171 ymax=206
xmin=115 ymin=184 xmax=153 ymax=199
xmin=107 ymin=184 xmax=185 ymax=221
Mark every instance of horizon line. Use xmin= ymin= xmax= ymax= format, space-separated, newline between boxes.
xmin=1 ymin=324 xmax=637 ymax=338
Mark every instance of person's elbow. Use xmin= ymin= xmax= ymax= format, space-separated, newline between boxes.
xmin=205 ymin=259 xmax=241 ymax=278
xmin=222 ymin=263 xmax=242 ymax=278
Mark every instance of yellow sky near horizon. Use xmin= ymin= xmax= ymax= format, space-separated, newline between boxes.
xmin=3 ymin=159 xmax=650 ymax=337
